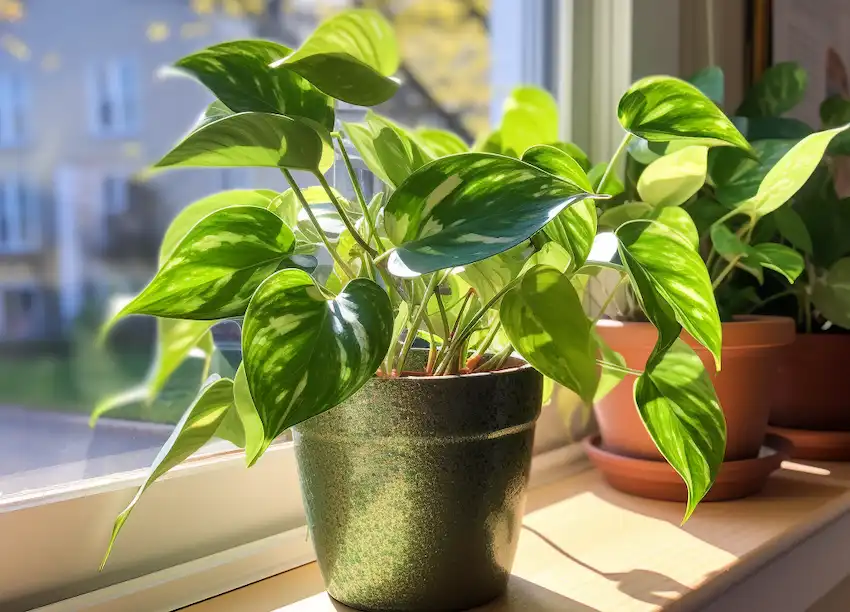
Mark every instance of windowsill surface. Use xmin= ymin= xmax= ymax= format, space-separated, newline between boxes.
xmin=184 ymin=458 xmax=850 ymax=612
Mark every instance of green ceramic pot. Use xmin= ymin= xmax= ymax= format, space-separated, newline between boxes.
xmin=293 ymin=352 xmax=542 ymax=611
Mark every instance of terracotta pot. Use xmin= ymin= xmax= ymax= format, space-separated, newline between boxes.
xmin=770 ymin=334 xmax=850 ymax=431
xmin=594 ymin=316 xmax=795 ymax=462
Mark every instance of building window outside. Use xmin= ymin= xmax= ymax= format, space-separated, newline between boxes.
xmin=0 ymin=176 xmax=40 ymax=254
xmin=89 ymin=59 xmax=139 ymax=137
xmin=0 ymin=286 xmax=45 ymax=340
xmin=0 ymin=73 xmax=27 ymax=147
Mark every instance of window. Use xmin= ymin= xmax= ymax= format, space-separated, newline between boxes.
xmin=0 ymin=176 xmax=39 ymax=253
xmin=0 ymin=73 xmax=26 ymax=147
xmin=88 ymin=59 xmax=139 ymax=136
xmin=102 ymin=175 xmax=129 ymax=216
xmin=0 ymin=285 xmax=44 ymax=340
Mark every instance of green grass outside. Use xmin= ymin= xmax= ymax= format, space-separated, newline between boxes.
xmin=0 ymin=341 xmax=203 ymax=425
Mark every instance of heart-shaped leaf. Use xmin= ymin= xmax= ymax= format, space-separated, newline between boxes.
xmin=813 ymin=258 xmax=850 ymax=328
xmin=160 ymin=189 xmax=279 ymax=262
xmin=460 ymin=243 xmax=529 ymax=306
xmin=750 ymin=243 xmax=804 ymax=283
xmin=737 ymin=61 xmax=807 ymax=118
xmin=169 ymin=40 xmax=335 ymax=130
xmin=500 ymin=86 xmax=559 ymax=157
xmin=215 ymin=363 xmax=266 ymax=464
xmin=155 ymin=112 xmax=328 ymax=172
xmin=194 ymin=100 xmax=233 ymax=130
xmin=688 ymin=66 xmax=724 ymax=104
xmin=709 ymin=139 xmax=796 ymax=206
xmin=553 ymin=141 xmax=591 ymax=171
xmin=500 ymin=265 xmax=598 ymax=406
xmin=618 ymin=76 xmax=751 ymax=152
xmin=383 ymin=153 xmax=600 ymax=277
xmin=242 ymin=270 xmax=393 ymax=448
xmin=587 ymin=163 xmax=624 ymax=196
xmin=115 ymin=206 xmax=295 ymax=321
xmin=602 ymin=204 xmax=699 ymax=249
xmin=344 ymin=111 xmax=433 ymax=189
xmin=734 ymin=125 xmax=850 ymax=218
xmin=618 ymin=219 xmax=721 ymax=368
xmin=415 ymin=128 xmax=468 ymax=157
xmin=594 ymin=331 xmax=627 ymax=403
xmin=637 ymin=145 xmax=708 ymax=207
xmin=101 ymin=376 xmax=235 ymax=568
xmin=520 ymin=242 xmax=573 ymax=275
xmin=634 ymin=340 xmax=726 ymax=522
xmin=272 ymin=9 xmax=399 ymax=106
xmin=709 ymin=224 xmax=766 ymax=284
xmin=773 ymin=206 xmax=813 ymax=255
xmin=522 ymin=145 xmax=596 ymax=269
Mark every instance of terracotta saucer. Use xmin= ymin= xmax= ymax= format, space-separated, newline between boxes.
xmin=583 ymin=433 xmax=794 ymax=502
xmin=769 ymin=426 xmax=850 ymax=461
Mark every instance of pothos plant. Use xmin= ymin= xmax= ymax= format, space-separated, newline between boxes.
xmin=97 ymin=9 xmax=744 ymax=565
xmin=594 ymin=63 xmax=849 ymax=322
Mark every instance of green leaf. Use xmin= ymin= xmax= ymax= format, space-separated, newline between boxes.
xmin=737 ymin=61 xmax=807 ymax=118
xmin=750 ymin=243 xmax=804 ymax=283
xmin=521 ymin=242 xmax=573 ymax=275
xmin=553 ymin=142 xmax=591 ymax=172
xmin=414 ymin=128 xmax=468 ymax=157
xmin=383 ymin=152 xmax=600 ymax=277
xmin=344 ymin=112 xmax=433 ymax=189
xmin=634 ymin=340 xmax=726 ymax=522
xmin=500 ymin=266 xmax=598 ymax=406
xmin=594 ymin=331 xmax=627 ymax=403
xmin=115 ymin=206 xmax=295 ymax=320
xmin=709 ymin=223 xmax=763 ymax=283
xmin=160 ymin=189 xmax=278 ymax=262
xmin=602 ymin=204 xmax=698 ymax=249
xmin=587 ymin=162 xmax=624 ymax=196
xmin=460 ymin=243 xmax=528 ymax=306
xmin=688 ymin=66 xmax=724 ymax=104
xmin=522 ymin=144 xmax=593 ymax=192
xmin=813 ymin=258 xmax=850 ymax=328
xmin=618 ymin=76 xmax=752 ymax=152
xmin=195 ymin=100 xmax=233 ymax=130
xmin=637 ymin=145 xmax=708 ymax=207
xmin=773 ymin=206 xmax=813 ymax=255
xmin=242 ymin=270 xmax=393 ymax=448
xmin=473 ymin=129 xmax=504 ymax=155
xmin=618 ymin=219 xmax=721 ymax=368
xmin=710 ymin=139 xmax=796 ymax=206
xmin=272 ymin=9 xmax=399 ymax=106
xmin=733 ymin=116 xmax=813 ymax=140
xmin=169 ymin=40 xmax=334 ymax=130
xmin=820 ymin=95 xmax=850 ymax=155
xmin=500 ymin=86 xmax=559 ymax=157
xmin=735 ymin=125 xmax=850 ymax=218
xmin=155 ymin=112 xmax=327 ymax=171
xmin=216 ymin=363 xmax=266 ymax=464
xmin=101 ymin=376 xmax=235 ymax=568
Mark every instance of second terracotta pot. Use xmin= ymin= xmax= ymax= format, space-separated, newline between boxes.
xmin=595 ymin=315 xmax=795 ymax=462
xmin=770 ymin=333 xmax=850 ymax=431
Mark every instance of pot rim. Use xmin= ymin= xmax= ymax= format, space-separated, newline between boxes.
xmin=596 ymin=314 xmax=795 ymax=350
xmin=379 ymin=355 xmax=535 ymax=382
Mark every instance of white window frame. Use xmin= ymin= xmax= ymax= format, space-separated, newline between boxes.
xmin=0 ymin=175 xmax=41 ymax=254
xmin=0 ymin=73 xmax=27 ymax=148
xmin=87 ymin=59 xmax=140 ymax=138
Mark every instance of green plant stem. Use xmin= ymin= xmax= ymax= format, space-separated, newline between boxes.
xmin=333 ymin=133 xmax=386 ymax=253
xmin=281 ymin=169 xmax=355 ymax=279
xmin=384 ymin=304 xmax=412 ymax=375
xmin=395 ymin=273 xmax=441 ymax=373
xmin=591 ymin=275 xmax=627 ymax=325
xmin=475 ymin=344 xmax=514 ymax=373
xmin=596 ymin=359 xmax=642 ymax=377
xmin=434 ymin=286 xmax=450 ymax=338
xmin=313 ymin=171 xmax=378 ymax=258
xmin=472 ymin=322 xmax=501 ymax=359
xmin=434 ymin=288 xmax=476 ymax=375
xmin=747 ymin=289 xmax=795 ymax=313
xmin=597 ymin=133 xmax=633 ymax=192
xmin=711 ymin=255 xmax=740 ymax=290
xmin=360 ymin=254 xmax=375 ymax=282
xmin=436 ymin=277 xmax=521 ymax=374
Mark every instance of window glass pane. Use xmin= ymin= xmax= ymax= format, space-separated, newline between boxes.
xmin=0 ymin=0 xmax=500 ymax=499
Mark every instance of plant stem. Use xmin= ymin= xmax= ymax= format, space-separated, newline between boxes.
xmin=434 ymin=285 xmax=450 ymax=338
xmin=333 ymin=133 xmax=386 ymax=253
xmin=711 ymin=255 xmax=740 ymax=290
xmin=747 ymin=289 xmax=795 ymax=313
xmin=597 ymin=133 xmax=633 ymax=193
xmin=313 ymin=171 xmax=377 ymax=258
xmin=395 ymin=273 xmax=441 ymax=373
xmin=281 ymin=169 xmax=355 ymax=279
xmin=475 ymin=344 xmax=514 ymax=373
xmin=591 ymin=275 xmax=627 ymax=325
xmin=596 ymin=359 xmax=642 ymax=377
xmin=434 ymin=288 xmax=476 ymax=375
xmin=467 ymin=322 xmax=501 ymax=371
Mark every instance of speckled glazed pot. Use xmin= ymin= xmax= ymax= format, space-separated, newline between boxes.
xmin=293 ymin=354 xmax=542 ymax=612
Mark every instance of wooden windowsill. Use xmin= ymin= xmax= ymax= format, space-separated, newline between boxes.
xmin=185 ymin=457 xmax=850 ymax=612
